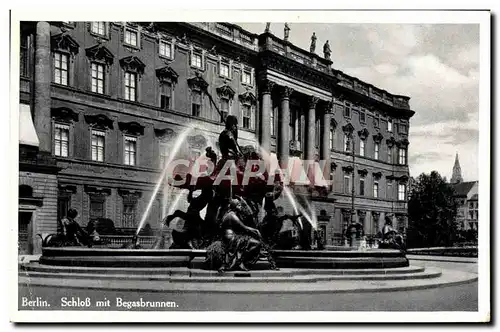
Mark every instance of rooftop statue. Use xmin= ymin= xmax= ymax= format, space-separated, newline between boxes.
xmin=310 ymin=32 xmax=317 ymax=53
xmin=284 ymin=23 xmax=290 ymax=41
xmin=323 ymin=40 xmax=331 ymax=60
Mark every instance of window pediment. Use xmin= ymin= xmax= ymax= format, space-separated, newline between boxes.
xmin=118 ymin=121 xmax=145 ymax=136
xmin=156 ymin=66 xmax=178 ymax=84
xmin=342 ymin=123 xmax=355 ymax=135
xmin=59 ymin=184 xmax=77 ymax=195
xmin=373 ymin=171 xmax=382 ymax=180
xmin=386 ymin=136 xmax=397 ymax=147
xmin=239 ymin=91 xmax=256 ymax=104
xmin=358 ymin=128 xmax=369 ymax=140
xmin=118 ymin=189 xmax=142 ymax=200
xmin=51 ymin=33 xmax=79 ymax=55
xmin=86 ymin=44 xmax=114 ymax=66
xmin=373 ymin=132 xmax=384 ymax=143
xmin=330 ymin=161 xmax=337 ymax=171
xmin=119 ymin=56 xmax=145 ymax=75
xmin=398 ymin=175 xmax=409 ymax=183
xmin=358 ymin=169 xmax=368 ymax=177
xmin=154 ymin=127 xmax=176 ymax=141
xmin=216 ymin=84 xmax=235 ymax=100
xmin=187 ymin=135 xmax=207 ymax=149
xmin=187 ymin=75 xmax=209 ymax=91
xmin=342 ymin=165 xmax=354 ymax=174
xmin=84 ymin=185 xmax=111 ymax=196
xmin=51 ymin=107 xmax=79 ymax=122
xmin=396 ymin=138 xmax=410 ymax=147
xmin=84 ymin=113 xmax=113 ymax=130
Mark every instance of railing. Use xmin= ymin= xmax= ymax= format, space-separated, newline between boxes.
xmin=99 ymin=235 xmax=165 ymax=248
xmin=407 ymin=246 xmax=478 ymax=257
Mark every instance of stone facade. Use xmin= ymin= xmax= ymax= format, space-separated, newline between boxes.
xmin=19 ymin=21 xmax=414 ymax=250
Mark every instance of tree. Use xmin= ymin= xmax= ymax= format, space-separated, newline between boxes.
xmin=406 ymin=171 xmax=459 ymax=248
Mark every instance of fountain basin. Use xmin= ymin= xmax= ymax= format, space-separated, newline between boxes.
xmin=39 ymin=247 xmax=409 ymax=269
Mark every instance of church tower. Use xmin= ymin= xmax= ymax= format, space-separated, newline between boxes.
xmin=451 ymin=153 xmax=463 ymax=184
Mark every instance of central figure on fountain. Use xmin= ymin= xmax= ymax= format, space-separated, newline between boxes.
xmin=163 ymin=115 xmax=293 ymax=271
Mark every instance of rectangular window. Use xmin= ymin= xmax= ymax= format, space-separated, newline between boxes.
xmin=91 ymin=62 xmax=105 ymax=94
xmin=388 ymin=118 xmax=393 ymax=132
xmin=89 ymin=199 xmax=104 ymax=220
xmin=387 ymin=180 xmax=393 ymax=199
xmin=57 ymin=196 xmax=70 ymax=222
xmin=159 ymin=40 xmax=172 ymax=58
xmin=91 ymin=130 xmax=105 ymax=162
xmin=344 ymin=175 xmax=351 ymax=194
xmin=344 ymin=102 xmax=351 ymax=118
xmin=373 ymin=182 xmax=379 ymax=198
xmin=329 ymin=128 xmax=334 ymax=150
xmin=270 ymin=108 xmax=276 ymax=136
xmin=344 ymin=134 xmax=351 ymax=152
xmin=91 ymin=22 xmax=106 ymax=35
xmin=242 ymin=104 xmax=252 ymax=129
xmin=124 ymin=29 xmax=138 ymax=47
xmin=242 ymin=69 xmax=252 ymax=85
xmin=374 ymin=143 xmax=380 ymax=160
xmin=220 ymin=98 xmax=229 ymax=121
xmin=122 ymin=202 xmax=137 ymax=228
xmin=359 ymin=178 xmax=365 ymax=196
xmin=398 ymin=184 xmax=406 ymax=201
xmin=159 ymin=142 xmax=169 ymax=168
xmin=20 ymin=35 xmax=29 ymax=77
xmin=399 ymin=148 xmax=407 ymax=165
xmin=399 ymin=123 xmax=408 ymax=134
xmin=359 ymin=140 xmax=365 ymax=157
xmin=124 ymin=72 xmax=136 ymax=101
xmin=191 ymin=90 xmax=202 ymax=117
xmin=374 ymin=114 xmax=380 ymax=128
xmin=191 ymin=52 xmax=203 ymax=68
xmin=160 ymin=82 xmax=172 ymax=110
xmin=124 ymin=136 xmax=137 ymax=166
xmin=54 ymin=123 xmax=69 ymax=157
xmin=388 ymin=147 xmax=392 ymax=163
xmin=53 ymin=52 xmax=68 ymax=85
xmin=360 ymin=110 xmax=366 ymax=123
xmin=220 ymin=62 xmax=230 ymax=78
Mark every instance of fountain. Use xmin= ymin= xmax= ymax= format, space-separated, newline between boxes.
xmin=37 ymin=115 xmax=409 ymax=271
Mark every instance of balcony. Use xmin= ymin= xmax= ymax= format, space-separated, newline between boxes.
xmin=190 ymin=22 xmax=258 ymax=51
xmin=258 ymin=32 xmax=332 ymax=75
xmin=335 ymin=72 xmax=410 ymax=110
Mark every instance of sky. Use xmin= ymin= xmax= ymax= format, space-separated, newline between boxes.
xmin=238 ymin=23 xmax=480 ymax=182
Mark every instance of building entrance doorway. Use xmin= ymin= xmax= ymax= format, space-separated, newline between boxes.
xmin=18 ymin=211 xmax=33 ymax=255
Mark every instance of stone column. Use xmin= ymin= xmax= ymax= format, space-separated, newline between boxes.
xmin=320 ymin=101 xmax=333 ymax=185
xmin=278 ymin=86 xmax=293 ymax=169
xmin=305 ymin=96 xmax=318 ymax=162
xmin=259 ymin=79 xmax=274 ymax=153
xmin=34 ymin=21 xmax=52 ymax=152
xmin=305 ymin=96 xmax=318 ymax=185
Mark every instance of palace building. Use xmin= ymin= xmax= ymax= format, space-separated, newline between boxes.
xmin=18 ymin=21 xmax=414 ymax=254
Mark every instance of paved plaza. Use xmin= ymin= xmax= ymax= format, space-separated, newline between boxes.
xmin=18 ymin=258 xmax=478 ymax=311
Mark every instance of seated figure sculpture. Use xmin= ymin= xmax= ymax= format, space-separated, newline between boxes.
xmin=379 ymin=216 xmax=405 ymax=251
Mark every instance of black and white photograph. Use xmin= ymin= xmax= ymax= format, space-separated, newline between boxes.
xmin=8 ymin=7 xmax=490 ymax=323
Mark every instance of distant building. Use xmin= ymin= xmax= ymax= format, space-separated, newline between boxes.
xmin=450 ymin=153 xmax=464 ymax=184
xmin=449 ymin=154 xmax=478 ymax=230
